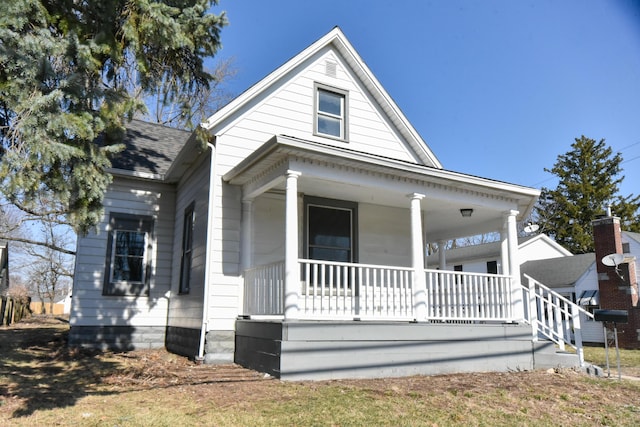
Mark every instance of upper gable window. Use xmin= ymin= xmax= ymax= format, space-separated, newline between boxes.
xmin=315 ymin=85 xmax=348 ymax=140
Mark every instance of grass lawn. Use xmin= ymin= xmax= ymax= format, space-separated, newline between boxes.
xmin=1 ymin=316 xmax=639 ymax=426
xmin=583 ymin=345 xmax=640 ymax=378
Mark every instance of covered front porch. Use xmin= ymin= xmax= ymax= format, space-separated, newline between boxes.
xmin=226 ymin=136 xmax=536 ymax=322
xmin=223 ymin=135 xmax=552 ymax=379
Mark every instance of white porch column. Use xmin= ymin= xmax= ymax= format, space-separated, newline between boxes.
xmin=284 ymin=170 xmax=301 ymax=320
xmin=437 ymin=240 xmax=447 ymax=270
xmin=241 ymin=199 xmax=254 ymax=271
xmin=410 ymin=193 xmax=427 ymax=321
xmin=506 ymin=210 xmax=524 ymax=322
xmin=500 ymin=226 xmax=510 ymax=276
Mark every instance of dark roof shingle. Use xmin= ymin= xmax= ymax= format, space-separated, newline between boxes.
xmin=107 ymin=120 xmax=191 ymax=176
xmin=521 ymin=253 xmax=595 ymax=288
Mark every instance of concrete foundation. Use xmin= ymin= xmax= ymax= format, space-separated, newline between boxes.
xmin=235 ymin=319 xmax=580 ymax=380
xmin=68 ymin=325 xmax=166 ymax=351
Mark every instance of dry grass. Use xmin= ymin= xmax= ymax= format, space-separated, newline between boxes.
xmin=1 ymin=316 xmax=639 ymax=426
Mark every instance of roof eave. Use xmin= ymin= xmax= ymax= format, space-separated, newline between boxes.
xmin=224 ymin=134 xmax=540 ymax=219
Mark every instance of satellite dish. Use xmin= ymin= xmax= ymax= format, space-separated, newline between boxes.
xmin=602 ymin=253 xmax=624 ymax=267
xmin=524 ymin=223 xmax=539 ymax=233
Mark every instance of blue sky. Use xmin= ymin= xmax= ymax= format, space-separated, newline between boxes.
xmin=210 ymin=0 xmax=640 ymax=199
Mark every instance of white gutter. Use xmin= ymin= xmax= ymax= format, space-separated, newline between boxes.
xmin=197 ymin=140 xmax=217 ymax=361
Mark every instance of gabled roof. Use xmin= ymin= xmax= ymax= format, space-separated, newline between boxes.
xmin=519 ymin=233 xmax=573 ymax=256
xmin=105 ymin=119 xmax=192 ymax=180
xmin=203 ymin=27 xmax=442 ymax=168
xmin=521 ymin=253 xmax=595 ymax=289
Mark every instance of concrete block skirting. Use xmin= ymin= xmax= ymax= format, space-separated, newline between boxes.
xmin=204 ymin=330 xmax=235 ymax=364
xmin=68 ymin=325 xmax=166 ymax=351
xmin=165 ymin=326 xmax=201 ymax=359
xmin=235 ymin=320 xmax=580 ymax=381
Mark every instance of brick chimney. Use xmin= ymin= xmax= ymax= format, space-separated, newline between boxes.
xmin=592 ymin=215 xmax=639 ymax=348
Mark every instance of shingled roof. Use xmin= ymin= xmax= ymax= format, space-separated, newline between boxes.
xmin=521 ymin=253 xmax=595 ymax=289
xmin=107 ymin=119 xmax=192 ymax=177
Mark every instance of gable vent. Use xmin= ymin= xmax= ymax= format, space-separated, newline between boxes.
xmin=325 ymin=61 xmax=337 ymax=78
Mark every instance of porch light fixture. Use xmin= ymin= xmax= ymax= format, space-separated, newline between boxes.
xmin=460 ymin=208 xmax=473 ymax=218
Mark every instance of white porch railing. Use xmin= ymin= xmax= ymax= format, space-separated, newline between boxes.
xmin=522 ymin=274 xmax=594 ymax=366
xmin=425 ymin=270 xmax=512 ymax=322
xmin=299 ymin=259 xmax=414 ymax=319
xmin=243 ymin=261 xmax=284 ymax=315
xmin=243 ymin=260 xmax=515 ymax=322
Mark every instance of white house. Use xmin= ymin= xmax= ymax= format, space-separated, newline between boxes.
xmin=70 ymin=27 xmax=588 ymax=379
xmin=521 ymin=253 xmax=602 ymax=343
xmin=426 ymin=234 xmax=572 ymax=275
xmin=520 ymin=229 xmax=640 ymax=345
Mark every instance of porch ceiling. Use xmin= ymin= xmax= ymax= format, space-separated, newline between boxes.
xmin=224 ymin=135 xmax=540 ymax=241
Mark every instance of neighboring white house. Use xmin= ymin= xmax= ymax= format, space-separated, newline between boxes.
xmin=426 ymin=234 xmax=572 ymax=274
xmin=70 ymin=27 xmax=587 ymax=379
xmin=521 ymin=253 xmax=602 ymax=343
xmin=623 ymin=231 xmax=640 ymax=286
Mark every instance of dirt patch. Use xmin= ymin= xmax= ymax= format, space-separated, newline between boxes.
xmin=1 ymin=316 xmax=639 ymax=425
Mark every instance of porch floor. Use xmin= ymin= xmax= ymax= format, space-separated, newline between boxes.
xmin=234 ymin=319 xmax=579 ymax=381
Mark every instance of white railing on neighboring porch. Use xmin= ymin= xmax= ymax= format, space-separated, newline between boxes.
xmin=523 ymin=274 xmax=594 ymax=366
xmin=243 ymin=260 xmax=514 ymax=322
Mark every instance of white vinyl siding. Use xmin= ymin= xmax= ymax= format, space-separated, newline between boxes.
xmin=71 ymin=179 xmax=176 ymax=327
xmin=357 ymin=203 xmax=412 ymax=267
xmin=250 ymin=198 xmax=414 ymax=271
xmin=167 ymin=153 xmax=211 ymax=330
xmin=213 ymin=50 xmax=422 ymax=173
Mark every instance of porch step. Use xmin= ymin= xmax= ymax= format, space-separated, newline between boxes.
xmin=531 ymin=341 xmax=581 ymax=370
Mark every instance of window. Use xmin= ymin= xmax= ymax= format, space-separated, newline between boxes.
xmin=305 ymin=197 xmax=357 ymax=263
xmin=577 ymin=289 xmax=600 ymax=318
xmin=486 ymin=261 xmax=498 ymax=274
xmin=103 ymin=214 xmax=154 ymax=296
xmin=179 ymin=202 xmax=195 ymax=294
xmin=454 ymin=265 xmax=463 ymax=284
xmin=315 ymin=85 xmax=347 ymax=140
xmin=304 ymin=197 xmax=357 ymax=286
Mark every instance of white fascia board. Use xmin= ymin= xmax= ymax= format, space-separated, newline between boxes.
xmin=280 ymin=135 xmax=539 ymax=198
xmin=224 ymin=135 xmax=540 ymax=216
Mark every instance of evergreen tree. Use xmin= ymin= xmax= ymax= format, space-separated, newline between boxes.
xmin=535 ymin=136 xmax=640 ymax=254
xmin=0 ymin=0 xmax=226 ymax=234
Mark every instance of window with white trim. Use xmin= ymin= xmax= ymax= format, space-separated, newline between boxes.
xmin=103 ymin=213 xmax=154 ymax=296
xmin=179 ymin=202 xmax=195 ymax=294
xmin=315 ymin=85 xmax=347 ymax=140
